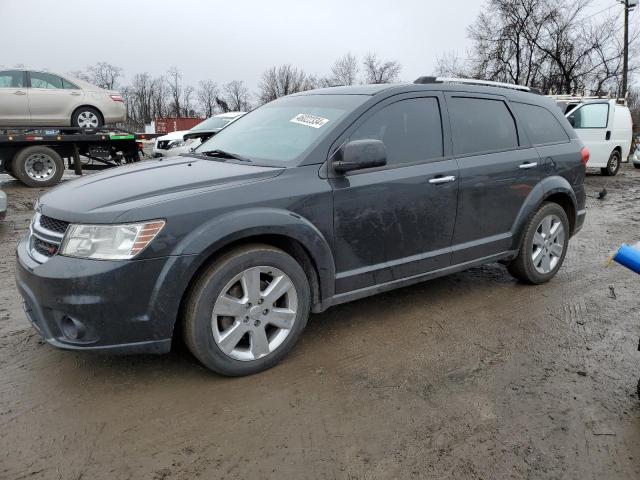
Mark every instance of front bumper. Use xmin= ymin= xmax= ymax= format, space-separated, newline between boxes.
xmin=15 ymin=236 xmax=196 ymax=354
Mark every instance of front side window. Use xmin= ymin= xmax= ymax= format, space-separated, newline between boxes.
xmin=0 ymin=70 xmax=25 ymax=88
xmin=569 ymin=103 xmax=609 ymax=129
xmin=513 ymin=102 xmax=570 ymax=145
xmin=198 ymin=94 xmax=367 ymax=165
xmin=349 ymin=97 xmax=444 ymax=167
xmin=449 ymin=97 xmax=519 ymax=156
xmin=30 ymin=71 xmax=64 ymax=89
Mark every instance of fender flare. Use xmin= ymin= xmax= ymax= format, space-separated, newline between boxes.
xmin=510 ymin=176 xmax=577 ymax=250
xmin=173 ymin=207 xmax=336 ymax=301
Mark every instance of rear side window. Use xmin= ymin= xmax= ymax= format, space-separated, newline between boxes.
xmin=350 ymin=97 xmax=443 ymax=166
xmin=449 ymin=97 xmax=518 ymax=156
xmin=513 ymin=102 xmax=569 ymax=145
xmin=0 ymin=70 xmax=24 ymax=88
xmin=62 ymin=78 xmax=79 ymax=89
xmin=569 ymin=103 xmax=609 ymax=129
xmin=30 ymin=72 xmax=64 ymax=89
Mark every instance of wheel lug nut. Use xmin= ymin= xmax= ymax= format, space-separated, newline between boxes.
xmin=263 ymin=309 xmax=269 ymax=315
xmin=258 ymin=299 xmax=263 ymax=304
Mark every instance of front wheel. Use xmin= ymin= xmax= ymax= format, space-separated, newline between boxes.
xmin=601 ymin=150 xmax=621 ymax=176
xmin=12 ymin=146 xmax=64 ymax=187
xmin=183 ymin=244 xmax=311 ymax=376
xmin=508 ymin=202 xmax=570 ymax=284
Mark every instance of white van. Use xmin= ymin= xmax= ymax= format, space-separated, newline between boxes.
xmin=562 ymin=99 xmax=633 ymax=176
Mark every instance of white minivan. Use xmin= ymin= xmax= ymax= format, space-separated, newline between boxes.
xmin=564 ymin=99 xmax=633 ymax=176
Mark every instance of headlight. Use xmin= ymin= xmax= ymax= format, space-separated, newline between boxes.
xmin=60 ymin=220 xmax=165 ymax=260
xmin=168 ymin=140 xmax=185 ymax=149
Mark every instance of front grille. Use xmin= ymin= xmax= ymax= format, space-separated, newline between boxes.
xmin=39 ymin=215 xmax=69 ymax=234
xmin=33 ymin=237 xmax=58 ymax=257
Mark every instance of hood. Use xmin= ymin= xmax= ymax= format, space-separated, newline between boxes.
xmin=38 ymin=157 xmax=283 ymax=223
xmin=157 ymin=130 xmax=189 ymax=142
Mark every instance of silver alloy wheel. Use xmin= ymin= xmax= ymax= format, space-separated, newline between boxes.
xmin=609 ymin=154 xmax=619 ymax=174
xmin=211 ymin=266 xmax=298 ymax=361
xmin=77 ymin=111 xmax=99 ymax=128
xmin=531 ymin=214 xmax=565 ymax=274
xmin=24 ymin=153 xmax=57 ymax=181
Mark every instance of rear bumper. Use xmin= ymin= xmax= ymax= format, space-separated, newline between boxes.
xmin=101 ymin=101 xmax=127 ymax=124
xmin=15 ymin=236 xmax=196 ymax=354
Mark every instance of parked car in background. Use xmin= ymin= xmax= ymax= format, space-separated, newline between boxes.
xmin=160 ymin=112 xmax=246 ymax=157
xmin=0 ymin=69 xmax=126 ymax=128
xmin=16 ymin=78 xmax=586 ymax=376
xmin=152 ymin=130 xmax=192 ymax=157
xmin=560 ymin=98 xmax=632 ymax=176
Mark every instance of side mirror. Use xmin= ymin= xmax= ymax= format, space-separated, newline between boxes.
xmin=332 ymin=139 xmax=387 ymax=173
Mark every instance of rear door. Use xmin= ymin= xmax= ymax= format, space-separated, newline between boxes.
xmin=331 ymin=93 xmax=459 ymax=294
xmin=27 ymin=71 xmax=84 ymax=125
xmin=0 ymin=70 xmax=29 ymax=125
xmin=566 ymin=102 xmax=611 ymax=167
xmin=446 ymin=93 xmax=541 ymax=264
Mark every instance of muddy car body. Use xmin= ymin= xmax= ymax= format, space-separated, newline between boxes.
xmin=15 ymin=80 xmax=587 ymax=375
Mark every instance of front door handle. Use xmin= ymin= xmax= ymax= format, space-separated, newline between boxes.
xmin=70 ymin=92 xmax=82 ymax=96
xmin=13 ymin=90 xmax=26 ymax=96
xmin=428 ymin=175 xmax=456 ymax=184
xmin=605 ymin=130 xmax=611 ymax=141
xmin=519 ymin=162 xmax=538 ymax=170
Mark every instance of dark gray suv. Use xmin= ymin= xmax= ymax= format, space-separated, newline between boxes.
xmin=15 ymin=79 xmax=587 ymax=376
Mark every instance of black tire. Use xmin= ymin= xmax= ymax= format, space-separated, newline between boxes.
xmin=601 ymin=150 xmax=621 ymax=176
xmin=633 ymin=162 xmax=640 ymax=169
xmin=508 ymin=202 xmax=570 ymax=284
xmin=183 ymin=244 xmax=311 ymax=376
xmin=71 ymin=106 xmax=103 ymax=129
xmin=12 ymin=146 xmax=64 ymax=188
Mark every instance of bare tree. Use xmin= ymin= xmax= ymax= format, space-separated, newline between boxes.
xmin=222 ymin=80 xmax=251 ymax=111
xmin=182 ymin=85 xmax=195 ymax=116
xmin=197 ymin=80 xmax=219 ymax=117
xmin=258 ymin=65 xmax=315 ymax=103
xmin=86 ymin=62 xmax=122 ymax=90
xmin=328 ymin=53 xmax=359 ymax=86
xmin=166 ymin=67 xmax=182 ymax=116
xmin=362 ymin=53 xmax=402 ymax=84
xmin=434 ymin=51 xmax=472 ymax=77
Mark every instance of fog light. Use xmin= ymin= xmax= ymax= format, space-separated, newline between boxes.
xmin=60 ymin=316 xmax=86 ymax=340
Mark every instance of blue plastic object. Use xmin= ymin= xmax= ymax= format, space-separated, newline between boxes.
xmin=612 ymin=243 xmax=640 ymax=275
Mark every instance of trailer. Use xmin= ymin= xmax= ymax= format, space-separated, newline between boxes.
xmin=0 ymin=127 xmax=140 ymax=187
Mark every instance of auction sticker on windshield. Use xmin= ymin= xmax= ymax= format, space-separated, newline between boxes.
xmin=290 ymin=113 xmax=330 ymax=128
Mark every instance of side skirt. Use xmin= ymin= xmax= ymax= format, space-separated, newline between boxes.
xmin=315 ymin=250 xmax=518 ymax=312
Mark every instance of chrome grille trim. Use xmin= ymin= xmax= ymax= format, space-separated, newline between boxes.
xmin=28 ymin=212 xmax=66 ymax=263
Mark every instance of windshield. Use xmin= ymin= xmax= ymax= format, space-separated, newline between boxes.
xmin=191 ymin=116 xmax=236 ymax=131
xmin=197 ymin=95 xmax=367 ymax=165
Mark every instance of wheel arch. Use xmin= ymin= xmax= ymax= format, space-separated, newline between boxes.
xmin=173 ymin=208 xmax=335 ymax=317
xmin=510 ymin=176 xmax=578 ymax=250
xmin=71 ymin=104 xmax=104 ymax=125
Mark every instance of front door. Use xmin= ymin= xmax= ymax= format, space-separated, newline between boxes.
xmin=27 ymin=71 xmax=84 ymax=125
xmin=445 ymin=93 xmax=541 ymax=264
xmin=331 ymin=94 xmax=459 ymax=294
xmin=0 ymin=70 xmax=29 ymax=126
xmin=566 ymin=102 xmax=611 ymax=168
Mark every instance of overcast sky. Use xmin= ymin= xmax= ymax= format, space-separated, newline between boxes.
xmin=0 ymin=0 xmax=633 ymax=92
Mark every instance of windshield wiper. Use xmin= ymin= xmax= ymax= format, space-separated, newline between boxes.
xmin=200 ymin=149 xmax=251 ymax=162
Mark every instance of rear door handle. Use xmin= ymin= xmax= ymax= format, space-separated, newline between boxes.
xmin=70 ymin=92 xmax=82 ymax=96
xmin=519 ymin=162 xmax=538 ymax=170
xmin=428 ymin=175 xmax=456 ymax=184
xmin=14 ymin=90 xmax=26 ymax=96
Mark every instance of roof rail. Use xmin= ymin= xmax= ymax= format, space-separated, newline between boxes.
xmin=547 ymin=94 xmax=627 ymax=105
xmin=414 ymin=76 xmax=532 ymax=93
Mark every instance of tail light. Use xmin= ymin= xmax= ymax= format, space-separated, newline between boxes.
xmin=580 ymin=147 xmax=590 ymax=166
xmin=110 ymin=94 xmax=124 ymax=102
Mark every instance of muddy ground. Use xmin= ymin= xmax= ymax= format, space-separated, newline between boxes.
xmin=1 ymin=164 xmax=639 ymax=480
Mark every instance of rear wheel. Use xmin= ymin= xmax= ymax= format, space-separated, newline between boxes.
xmin=12 ymin=146 xmax=64 ymax=187
xmin=183 ymin=244 xmax=311 ymax=376
xmin=508 ymin=202 xmax=570 ymax=284
xmin=71 ymin=107 xmax=103 ymax=129
xmin=601 ymin=150 xmax=621 ymax=176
